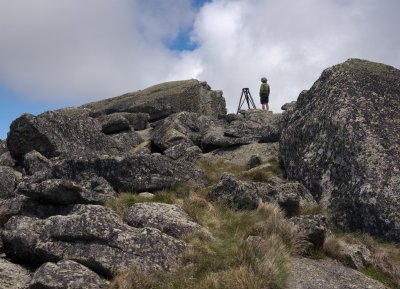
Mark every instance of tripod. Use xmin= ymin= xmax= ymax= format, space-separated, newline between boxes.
xmin=237 ymin=88 xmax=256 ymax=114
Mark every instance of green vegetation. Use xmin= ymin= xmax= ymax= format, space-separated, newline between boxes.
xmin=108 ymin=202 xmax=305 ymax=289
xmin=106 ymin=184 xmax=190 ymax=217
xmin=195 ymin=157 xmax=284 ymax=186
xmin=106 ymin=159 xmax=400 ymax=289
xmin=361 ymin=267 xmax=398 ymax=289
xmin=107 ymin=159 xmax=303 ymax=289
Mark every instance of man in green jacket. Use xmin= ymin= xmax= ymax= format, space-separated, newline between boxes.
xmin=259 ymin=77 xmax=270 ymax=111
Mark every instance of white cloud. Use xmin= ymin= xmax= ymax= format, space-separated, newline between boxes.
xmin=0 ymin=0 xmax=199 ymax=104
xmin=0 ymin=0 xmax=399 ymax=113
xmin=186 ymin=0 xmax=400 ymax=113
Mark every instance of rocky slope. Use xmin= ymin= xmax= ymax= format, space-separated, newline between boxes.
xmin=0 ymin=64 xmax=398 ymax=288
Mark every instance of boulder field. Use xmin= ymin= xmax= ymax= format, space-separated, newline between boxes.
xmin=0 ymin=62 xmax=398 ymax=288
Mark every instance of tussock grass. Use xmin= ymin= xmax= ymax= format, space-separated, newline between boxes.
xmin=108 ymin=201 xmax=304 ymax=289
xmin=297 ymin=202 xmax=326 ymax=216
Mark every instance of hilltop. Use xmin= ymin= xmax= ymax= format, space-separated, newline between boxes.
xmin=0 ymin=59 xmax=400 ymax=289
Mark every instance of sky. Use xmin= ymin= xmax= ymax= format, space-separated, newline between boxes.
xmin=0 ymin=0 xmax=399 ymax=140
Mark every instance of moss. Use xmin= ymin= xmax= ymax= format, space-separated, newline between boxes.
xmin=361 ymin=267 xmax=398 ymax=289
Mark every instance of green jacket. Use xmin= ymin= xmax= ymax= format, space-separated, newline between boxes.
xmin=260 ymin=83 xmax=270 ymax=96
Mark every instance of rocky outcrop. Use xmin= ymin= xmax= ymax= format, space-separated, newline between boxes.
xmin=53 ymin=154 xmax=207 ymax=192
xmin=17 ymin=177 xmax=116 ymax=205
xmin=164 ymin=143 xmax=202 ymax=162
xmin=99 ymin=113 xmax=130 ymax=134
xmin=28 ymin=260 xmax=108 ymax=289
xmin=0 ymin=141 xmax=14 ymax=167
xmin=288 ymin=257 xmax=388 ymax=289
xmin=209 ymin=173 xmax=316 ymax=215
xmin=7 ymin=108 xmax=143 ymax=163
xmin=0 ymin=258 xmax=31 ymax=289
xmin=2 ymin=205 xmax=185 ymax=277
xmin=336 ymin=242 xmax=373 ymax=270
xmin=150 ymin=112 xmax=213 ymax=152
xmin=280 ymin=59 xmax=400 ymax=241
xmin=81 ymin=79 xmax=226 ymax=120
xmin=289 ymin=215 xmax=329 ymax=248
xmin=225 ymin=110 xmax=283 ymax=143
xmin=0 ymin=166 xmax=21 ymax=199
xmin=150 ymin=109 xmax=285 ymax=155
xmin=124 ymin=203 xmax=204 ymax=238
xmin=23 ymin=150 xmax=53 ymax=177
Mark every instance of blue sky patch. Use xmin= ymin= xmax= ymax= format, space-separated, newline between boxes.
xmin=166 ymin=26 xmax=198 ymax=52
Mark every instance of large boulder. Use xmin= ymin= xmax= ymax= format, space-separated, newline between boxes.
xmin=28 ymin=260 xmax=108 ymax=289
xmin=288 ymin=257 xmax=388 ymax=289
xmin=1 ymin=205 xmax=185 ymax=277
xmin=225 ymin=110 xmax=283 ymax=143
xmin=81 ymin=79 xmax=227 ymax=120
xmin=150 ymin=112 xmax=212 ymax=152
xmin=99 ymin=113 xmax=130 ymax=134
xmin=53 ymin=154 xmax=207 ymax=192
xmin=0 ymin=258 xmax=31 ymax=289
xmin=209 ymin=173 xmax=316 ymax=215
xmin=124 ymin=203 xmax=204 ymax=239
xmin=7 ymin=108 xmax=143 ymax=163
xmin=280 ymin=59 xmax=400 ymax=241
xmin=289 ymin=214 xmax=330 ymax=248
xmin=23 ymin=150 xmax=53 ymax=177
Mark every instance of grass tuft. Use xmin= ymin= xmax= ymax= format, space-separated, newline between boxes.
xmin=106 ymin=183 xmax=190 ymax=217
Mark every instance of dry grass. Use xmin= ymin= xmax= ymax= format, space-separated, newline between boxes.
xmin=195 ymin=160 xmax=244 ymax=186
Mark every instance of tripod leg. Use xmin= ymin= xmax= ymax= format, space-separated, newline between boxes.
xmin=237 ymin=91 xmax=245 ymax=114
xmin=247 ymin=90 xmax=257 ymax=109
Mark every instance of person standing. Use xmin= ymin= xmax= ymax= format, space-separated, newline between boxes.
xmin=259 ymin=77 xmax=270 ymax=111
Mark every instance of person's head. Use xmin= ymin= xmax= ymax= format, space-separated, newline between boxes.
xmin=261 ymin=77 xmax=267 ymax=83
